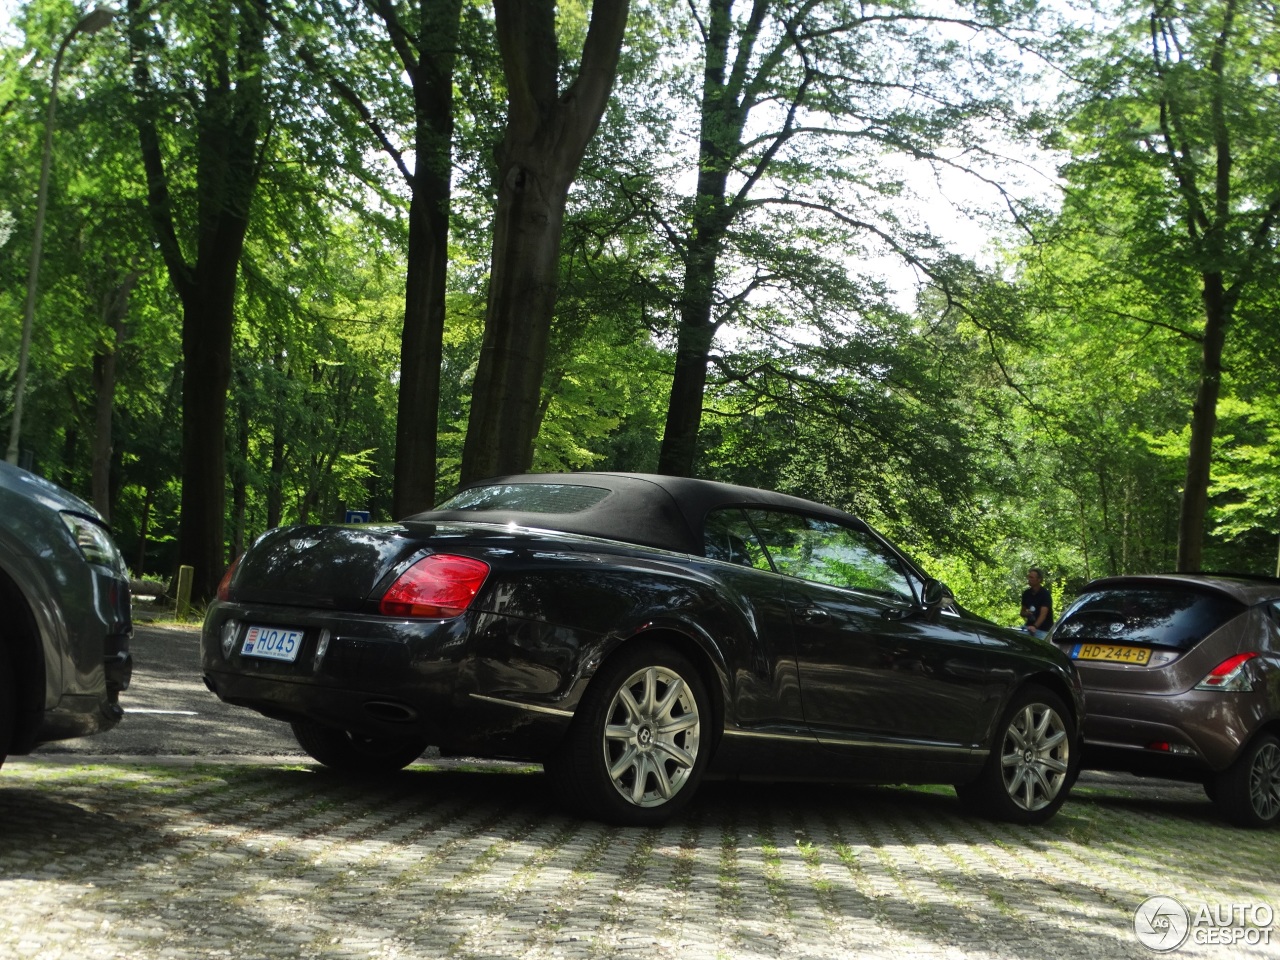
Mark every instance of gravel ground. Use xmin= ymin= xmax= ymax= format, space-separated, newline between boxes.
xmin=3 ymin=620 xmax=1276 ymax=959
xmin=1 ymin=757 xmax=1276 ymax=960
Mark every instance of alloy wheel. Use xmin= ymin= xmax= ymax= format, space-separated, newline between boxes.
xmin=999 ymin=702 xmax=1070 ymax=812
xmin=1249 ymin=740 xmax=1280 ymax=822
xmin=602 ymin=664 xmax=702 ymax=807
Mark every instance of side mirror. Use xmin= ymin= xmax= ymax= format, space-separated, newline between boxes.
xmin=882 ymin=577 xmax=948 ymax=622
xmin=920 ymin=578 xmax=946 ymax=612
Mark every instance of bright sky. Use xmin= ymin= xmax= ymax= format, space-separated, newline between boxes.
xmin=0 ymin=0 xmax=19 ymax=44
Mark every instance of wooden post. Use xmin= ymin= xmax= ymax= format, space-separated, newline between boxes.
xmin=175 ymin=564 xmax=194 ymax=620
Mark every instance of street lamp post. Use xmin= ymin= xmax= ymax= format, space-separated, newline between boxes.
xmin=6 ymin=7 xmax=115 ymax=467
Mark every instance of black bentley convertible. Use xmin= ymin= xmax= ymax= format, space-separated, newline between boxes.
xmin=202 ymin=473 xmax=1083 ymax=825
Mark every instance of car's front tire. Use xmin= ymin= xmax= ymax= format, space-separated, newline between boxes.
xmin=546 ymin=642 xmax=711 ymax=826
xmin=956 ymin=685 xmax=1076 ymax=825
xmin=291 ymin=721 xmax=428 ymax=774
xmin=1214 ymin=733 xmax=1280 ymax=828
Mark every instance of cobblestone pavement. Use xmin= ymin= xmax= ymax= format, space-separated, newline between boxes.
xmin=2 ymin=757 xmax=1277 ymax=960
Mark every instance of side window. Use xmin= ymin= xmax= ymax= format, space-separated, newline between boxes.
xmin=746 ymin=510 xmax=914 ymax=602
xmin=703 ymin=508 xmax=771 ymax=570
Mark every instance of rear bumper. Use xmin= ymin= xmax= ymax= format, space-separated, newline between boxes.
xmin=30 ymin=693 xmax=125 ymax=745
xmin=1079 ymin=686 xmax=1257 ymax=776
xmin=201 ymin=601 xmax=581 ymax=762
xmin=203 ymin=666 xmax=449 ymax=738
xmin=202 ymin=667 xmax=572 ymax=762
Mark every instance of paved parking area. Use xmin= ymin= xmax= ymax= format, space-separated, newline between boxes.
xmin=2 ymin=757 xmax=1276 ymax=959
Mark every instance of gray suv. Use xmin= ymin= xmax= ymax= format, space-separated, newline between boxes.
xmin=0 ymin=461 xmax=132 ymax=764
xmin=1052 ymin=574 xmax=1280 ymax=827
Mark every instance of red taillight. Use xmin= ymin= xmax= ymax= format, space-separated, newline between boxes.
xmin=216 ymin=555 xmax=241 ymax=602
xmin=379 ymin=554 xmax=490 ymax=619
xmin=1194 ymin=653 xmax=1257 ymax=691
xmin=1145 ymin=740 xmax=1196 ymax=756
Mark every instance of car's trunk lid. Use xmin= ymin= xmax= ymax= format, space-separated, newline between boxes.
xmin=229 ymin=524 xmax=428 ymax=610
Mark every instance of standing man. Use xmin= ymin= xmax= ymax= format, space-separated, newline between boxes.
xmin=1020 ymin=567 xmax=1054 ymax=638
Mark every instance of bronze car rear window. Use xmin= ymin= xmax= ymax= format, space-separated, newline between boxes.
xmin=1055 ymin=585 xmax=1244 ymax=651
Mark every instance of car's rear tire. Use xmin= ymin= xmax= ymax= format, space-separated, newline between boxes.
xmin=290 ymin=721 xmax=428 ymax=774
xmin=955 ymin=685 xmax=1076 ymax=825
xmin=545 ymin=642 xmax=711 ymax=826
xmin=1213 ymin=733 xmax=1280 ymax=828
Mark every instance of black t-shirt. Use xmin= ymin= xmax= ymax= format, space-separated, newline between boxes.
xmin=1021 ymin=585 xmax=1054 ymax=628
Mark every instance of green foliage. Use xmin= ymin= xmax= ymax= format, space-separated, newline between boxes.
xmin=4 ymin=0 xmax=1279 ymax=606
xmin=1041 ymin=0 xmax=1280 ymax=571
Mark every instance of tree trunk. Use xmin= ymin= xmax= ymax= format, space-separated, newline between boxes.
xmin=177 ymin=278 xmax=239 ymax=600
xmin=129 ymin=0 xmax=266 ymax=603
xmin=268 ymin=411 xmax=285 ymax=529
xmin=393 ymin=188 xmax=451 ymax=514
xmin=91 ymin=325 xmax=122 ymax=522
xmin=459 ymin=0 xmax=629 ymax=485
xmin=266 ymin=347 xmax=287 ymax=529
xmin=657 ymin=0 xmax=739 ymax=477
xmin=1176 ymin=272 xmax=1230 ymax=572
xmin=134 ymin=486 xmax=152 ymax=574
xmin=389 ymin=0 xmax=461 ymax=517
xmin=230 ymin=383 xmax=249 ymax=560
xmin=90 ymin=336 xmax=119 ymax=522
xmin=90 ymin=272 xmax=139 ymax=521
xmin=657 ymin=287 xmax=718 ymax=477
xmin=462 ymin=162 xmax=572 ymax=481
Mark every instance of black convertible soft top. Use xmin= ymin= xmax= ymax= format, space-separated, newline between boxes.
xmin=412 ymin=472 xmax=868 ymax=555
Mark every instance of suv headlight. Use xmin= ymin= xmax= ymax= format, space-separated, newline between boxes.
xmin=61 ymin=512 xmax=127 ymax=575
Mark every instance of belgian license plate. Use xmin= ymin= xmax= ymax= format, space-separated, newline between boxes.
xmin=1071 ymin=643 xmax=1152 ymax=665
xmin=241 ymin=625 xmax=304 ymax=663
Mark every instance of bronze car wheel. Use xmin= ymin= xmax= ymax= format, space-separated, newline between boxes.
xmin=290 ymin=720 xmax=428 ymax=774
xmin=1215 ymin=733 xmax=1280 ymax=828
xmin=956 ymin=685 xmax=1076 ymax=825
xmin=547 ymin=643 xmax=711 ymax=826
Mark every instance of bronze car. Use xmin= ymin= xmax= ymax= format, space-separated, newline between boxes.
xmin=1052 ymin=574 xmax=1280 ymax=827
xmin=203 ymin=472 xmax=1083 ymax=826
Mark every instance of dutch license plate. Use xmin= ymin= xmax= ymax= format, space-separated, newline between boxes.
xmin=241 ymin=625 xmax=304 ymax=663
xmin=1071 ymin=643 xmax=1152 ymax=666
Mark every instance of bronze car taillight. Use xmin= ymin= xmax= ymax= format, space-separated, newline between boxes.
xmin=1194 ymin=653 xmax=1258 ymax=692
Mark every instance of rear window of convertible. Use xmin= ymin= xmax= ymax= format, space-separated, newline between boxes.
xmin=1055 ymin=584 xmax=1245 ymax=651
xmin=436 ymin=483 xmax=611 ymax=514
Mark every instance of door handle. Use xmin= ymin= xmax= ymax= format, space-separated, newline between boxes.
xmin=796 ymin=605 xmax=828 ymax=624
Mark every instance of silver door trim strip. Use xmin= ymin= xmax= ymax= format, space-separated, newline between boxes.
xmin=468 ymin=693 xmax=574 ymax=718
